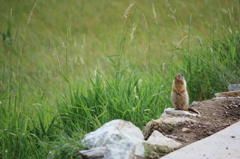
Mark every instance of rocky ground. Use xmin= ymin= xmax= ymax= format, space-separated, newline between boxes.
xmin=145 ymin=97 xmax=240 ymax=159
xmin=74 ymin=93 xmax=240 ymax=159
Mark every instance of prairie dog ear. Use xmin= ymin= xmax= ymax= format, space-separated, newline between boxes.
xmin=174 ymin=74 xmax=179 ymax=80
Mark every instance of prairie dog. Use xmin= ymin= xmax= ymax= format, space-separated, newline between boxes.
xmin=171 ymin=73 xmax=200 ymax=114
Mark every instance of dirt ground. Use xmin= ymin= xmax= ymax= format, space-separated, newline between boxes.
xmin=144 ymin=97 xmax=240 ymax=159
xmin=161 ymin=97 xmax=240 ymax=146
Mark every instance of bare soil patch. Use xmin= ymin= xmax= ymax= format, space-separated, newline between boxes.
xmin=144 ymin=97 xmax=240 ymax=159
xmin=162 ymin=98 xmax=240 ymax=146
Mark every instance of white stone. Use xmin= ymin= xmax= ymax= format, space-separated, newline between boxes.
xmin=160 ymin=108 xmax=199 ymax=118
xmin=79 ymin=147 xmax=105 ymax=158
xmin=147 ymin=130 xmax=182 ymax=149
xmin=81 ymin=119 xmax=145 ymax=157
xmin=104 ymin=139 xmax=136 ymax=159
xmin=228 ymin=84 xmax=240 ymax=91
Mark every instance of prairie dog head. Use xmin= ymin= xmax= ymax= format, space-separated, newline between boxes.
xmin=173 ymin=73 xmax=186 ymax=87
xmin=174 ymin=73 xmax=184 ymax=81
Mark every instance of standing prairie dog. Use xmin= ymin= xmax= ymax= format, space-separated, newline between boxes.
xmin=171 ymin=73 xmax=200 ymax=115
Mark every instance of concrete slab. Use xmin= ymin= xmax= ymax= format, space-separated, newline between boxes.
xmin=162 ymin=121 xmax=240 ymax=159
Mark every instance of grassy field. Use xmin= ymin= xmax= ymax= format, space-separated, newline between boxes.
xmin=0 ymin=0 xmax=240 ymax=158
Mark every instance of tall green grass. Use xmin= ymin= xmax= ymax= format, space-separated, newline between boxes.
xmin=181 ymin=31 xmax=240 ymax=100
xmin=0 ymin=0 xmax=240 ymax=158
xmin=57 ymin=67 xmax=169 ymax=134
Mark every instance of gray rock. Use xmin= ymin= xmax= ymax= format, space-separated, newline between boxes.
xmin=160 ymin=108 xmax=200 ymax=118
xmin=142 ymin=117 xmax=197 ymax=140
xmin=104 ymin=139 xmax=136 ymax=159
xmin=215 ymin=90 xmax=240 ymax=98
xmin=81 ymin=119 xmax=145 ymax=157
xmin=228 ymin=84 xmax=240 ymax=91
xmin=79 ymin=147 xmax=105 ymax=159
xmin=147 ymin=130 xmax=182 ymax=149
xmin=189 ymin=101 xmax=199 ymax=107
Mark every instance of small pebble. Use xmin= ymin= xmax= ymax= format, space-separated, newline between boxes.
xmin=182 ymin=127 xmax=190 ymax=133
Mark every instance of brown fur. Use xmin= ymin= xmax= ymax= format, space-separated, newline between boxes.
xmin=171 ymin=73 xmax=200 ymax=115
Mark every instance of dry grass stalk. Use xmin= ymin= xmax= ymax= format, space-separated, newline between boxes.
xmin=176 ymin=35 xmax=189 ymax=48
xmin=27 ymin=2 xmax=37 ymax=24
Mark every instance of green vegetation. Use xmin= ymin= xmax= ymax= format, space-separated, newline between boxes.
xmin=143 ymin=143 xmax=173 ymax=158
xmin=0 ymin=0 xmax=239 ymax=158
